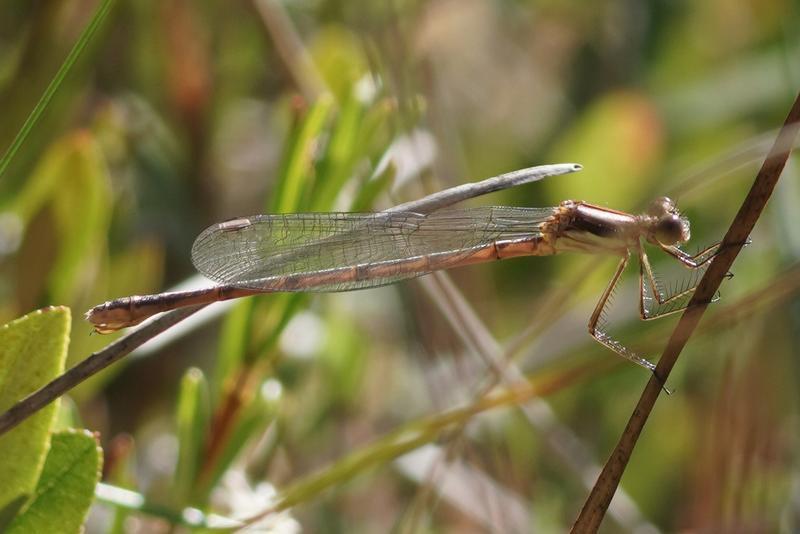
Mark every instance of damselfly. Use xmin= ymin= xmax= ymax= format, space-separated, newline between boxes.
xmin=86 ymin=169 xmax=721 ymax=371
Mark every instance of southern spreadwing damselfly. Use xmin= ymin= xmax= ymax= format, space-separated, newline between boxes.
xmin=87 ymin=164 xmax=722 ymax=371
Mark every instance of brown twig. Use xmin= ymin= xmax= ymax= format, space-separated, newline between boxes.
xmin=571 ymin=90 xmax=800 ymax=533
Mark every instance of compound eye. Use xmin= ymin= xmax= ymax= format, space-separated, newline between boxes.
xmin=655 ymin=214 xmax=689 ymax=245
xmin=646 ymin=196 xmax=676 ymax=217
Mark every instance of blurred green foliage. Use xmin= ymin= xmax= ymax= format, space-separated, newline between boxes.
xmin=0 ymin=0 xmax=799 ymax=532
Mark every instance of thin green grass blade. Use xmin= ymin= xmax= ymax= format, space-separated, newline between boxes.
xmin=269 ymin=95 xmax=334 ymax=213
xmin=0 ymin=0 xmax=116 ymax=182
xmin=174 ymin=368 xmax=210 ymax=508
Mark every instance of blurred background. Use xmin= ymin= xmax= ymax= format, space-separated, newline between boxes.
xmin=1 ymin=0 xmax=799 ymax=532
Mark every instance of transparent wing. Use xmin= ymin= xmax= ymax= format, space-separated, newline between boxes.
xmin=191 ymin=207 xmax=555 ymax=292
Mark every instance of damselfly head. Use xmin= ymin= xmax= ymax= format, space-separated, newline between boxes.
xmin=646 ymin=196 xmax=690 ymax=245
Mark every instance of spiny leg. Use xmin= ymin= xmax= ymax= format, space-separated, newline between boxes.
xmin=588 ymin=250 xmax=656 ymax=371
xmin=639 ymin=241 xmax=723 ymax=321
xmin=639 ymin=248 xmax=703 ymax=320
xmin=657 ymin=241 xmax=721 ymax=268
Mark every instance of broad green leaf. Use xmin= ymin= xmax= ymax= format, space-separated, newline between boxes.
xmin=6 ymin=429 xmax=102 ymax=534
xmin=0 ymin=306 xmax=70 ymax=528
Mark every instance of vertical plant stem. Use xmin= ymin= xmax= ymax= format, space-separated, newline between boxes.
xmin=571 ymin=90 xmax=800 ymax=533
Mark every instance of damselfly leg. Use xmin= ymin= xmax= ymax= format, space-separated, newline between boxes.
xmin=639 ymin=241 xmax=721 ymax=320
xmin=589 ymin=241 xmax=722 ymax=372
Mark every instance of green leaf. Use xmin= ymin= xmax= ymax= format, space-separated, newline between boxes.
xmin=310 ymin=90 xmax=368 ymax=211
xmin=270 ymin=95 xmax=334 ymax=213
xmin=6 ymin=429 xmax=102 ymax=534
xmin=42 ymin=133 xmax=112 ymax=304
xmin=0 ymin=307 xmax=70 ymax=529
xmin=213 ymin=298 xmax=256 ymax=401
xmin=175 ymin=367 xmax=210 ymax=507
